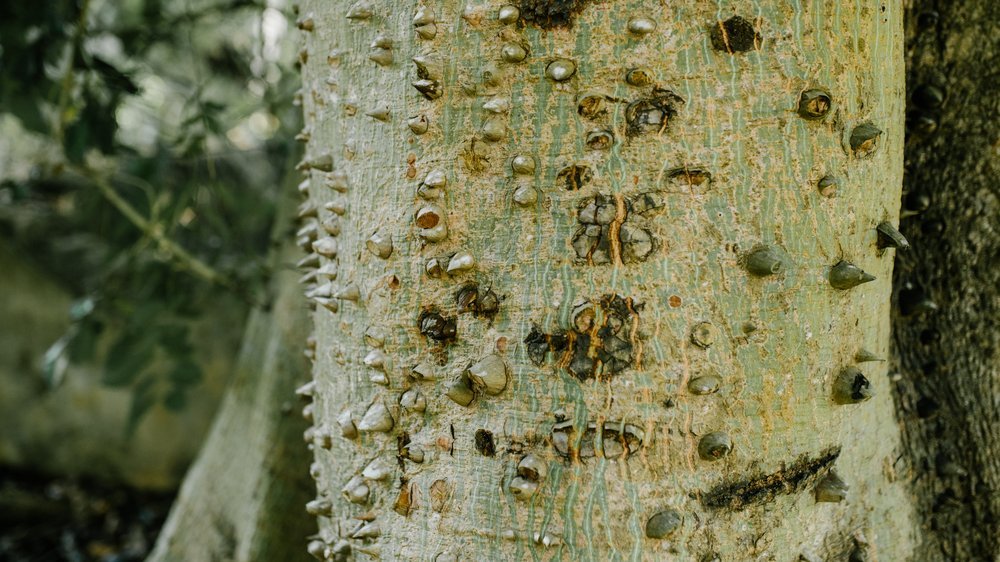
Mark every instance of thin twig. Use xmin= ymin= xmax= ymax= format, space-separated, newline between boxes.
xmin=79 ymin=166 xmax=260 ymax=305
xmin=54 ymin=0 xmax=93 ymax=144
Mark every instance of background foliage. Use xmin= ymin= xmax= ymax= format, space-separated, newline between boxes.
xmin=0 ymin=0 xmax=299 ymax=433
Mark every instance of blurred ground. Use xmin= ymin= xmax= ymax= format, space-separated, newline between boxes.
xmin=0 ymin=466 xmax=172 ymax=562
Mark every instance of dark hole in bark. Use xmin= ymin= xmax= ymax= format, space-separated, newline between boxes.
xmin=474 ymin=429 xmax=496 ymax=456
xmin=916 ymin=396 xmax=940 ymax=418
xmin=557 ymin=164 xmax=592 ymax=191
xmin=898 ymin=284 xmax=934 ymax=316
xmin=709 ymin=16 xmax=760 ymax=53
xmin=919 ymin=328 xmax=940 ymax=345
xmin=904 ymin=191 xmax=931 ymax=212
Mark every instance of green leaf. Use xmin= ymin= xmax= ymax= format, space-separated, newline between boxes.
xmin=2 ymin=95 xmax=49 ymax=134
xmin=89 ymin=55 xmax=140 ymax=95
xmin=102 ymin=329 xmax=157 ymax=387
xmin=125 ymin=375 xmax=157 ymax=438
xmin=158 ymin=323 xmax=192 ymax=355
xmin=62 ymin=83 xmax=122 ymax=162
xmin=42 ymin=328 xmax=76 ymax=388
xmin=168 ymin=358 xmax=202 ymax=386
xmin=63 ymin=116 xmax=91 ymax=164
xmin=66 ymin=318 xmax=102 ymax=363
xmin=163 ymin=387 xmax=188 ymax=412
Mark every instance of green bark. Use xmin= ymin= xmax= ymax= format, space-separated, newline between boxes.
xmin=298 ymin=1 xmax=912 ymax=559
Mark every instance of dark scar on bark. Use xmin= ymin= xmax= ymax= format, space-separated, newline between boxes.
xmin=396 ymin=432 xmax=411 ymax=468
xmin=702 ymin=447 xmax=841 ymax=510
xmin=709 ymin=16 xmax=761 ymax=53
xmin=625 ymin=89 xmax=684 ymax=137
xmin=518 ymin=0 xmax=591 ymax=29
xmin=571 ymin=192 xmax=663 ymax=265
xmin=418 ymin=309 xmax=457 ymax=344
xmin=474 ymin=429 xmax=496 ymax=457
xmin=524 ymin=294 xmax=643 ymax=380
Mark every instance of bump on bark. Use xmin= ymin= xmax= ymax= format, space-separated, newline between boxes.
xmin=688 ymin=374 xmax=722 ymax=395
xmin=829 ymin=261 xmax=876 ymax=290
xmin=698 ymin=432 xmax=733 ymax=461
xmin=418 ymin=310 xmax=457 ymax=343
xmin=850 ymin=123 xmax=882 ymax=156
xmin=814 ymin=471 xmax=849 ymax=502
xmin=744 ymin=246 xmax=785 ymax=276
xmin=832 ymin=366 xmax=872 ymax=404
xmin=876 ymin=221 xmax=910 ymax=250
xmin=645 ymin=509 xmax=682 ymax=539
xmin=625 ymin=90 xmax=684 ymax=136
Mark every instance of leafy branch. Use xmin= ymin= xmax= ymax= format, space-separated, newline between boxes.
xmin=77 ymin=166 xmax=262 ymax=307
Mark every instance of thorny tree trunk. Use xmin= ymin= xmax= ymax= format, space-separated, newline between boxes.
xmin=146 ymin=185 xmax=315 ymax=562
xmin=296 ymin=0 xmax=915 ymax=560
xmin=892 ymin=0 xmax=1000 ymax=560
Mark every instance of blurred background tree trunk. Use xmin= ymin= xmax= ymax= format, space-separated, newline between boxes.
xmin=892 ymin=0 xmax=1000 ymax=560
xmin=146 ymin=170 xmax=315 ymax=562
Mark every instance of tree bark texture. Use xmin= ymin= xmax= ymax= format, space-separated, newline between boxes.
xmin=298 ymin=1 xmax=913 ymax=559
xmin=893 ymin=0 xmax=1000 ymax=560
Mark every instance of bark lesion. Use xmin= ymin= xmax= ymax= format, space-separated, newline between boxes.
xmin=570 ymin=192 xmax=662 ymax=265
xmin=701 ymin=447 xmax=841 ymax=511
xmin=524 ymin=294 xmax=642 ymax=380
xmin=624 ymin=90 xmax=684 ymax=137
xmin=517 ymin=0 xmax=592 ymax=29
xmin=549 ymin=418 xmax=645 ymax=460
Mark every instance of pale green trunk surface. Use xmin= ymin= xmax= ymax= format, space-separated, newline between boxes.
xmin=298 ymin=1 xmax=911 ymax=559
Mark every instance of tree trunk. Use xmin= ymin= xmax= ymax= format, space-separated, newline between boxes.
xmin=892 ymin=1 xmax=1000 ymax=560
xmin=297 ymin=1 xmax=914 ymax=559
xmin=146 ymin=186 xmax=316 ymax=562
